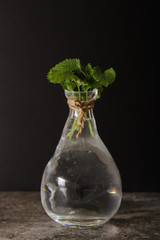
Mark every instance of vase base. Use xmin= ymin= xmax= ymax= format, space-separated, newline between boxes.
xmin=50 ymin=214 xmax=108 ymax=228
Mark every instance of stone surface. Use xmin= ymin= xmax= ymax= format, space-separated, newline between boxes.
xmin=0 ymin=192 xmax=160 ymax=240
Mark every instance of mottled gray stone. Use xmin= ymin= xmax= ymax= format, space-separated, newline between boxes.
xmin=0 ymin=192 xmax=159 ymax=240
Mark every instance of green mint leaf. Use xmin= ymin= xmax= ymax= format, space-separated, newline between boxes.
xmin=93 ymin=66 xmax=105 ymax=83
xmin=53 ymin=58 xmax=81 ymax=72
xmin=104 ymin=68 xmax=116 ymax=85
xmin=85 ymin=63 xmax=93 ymax=76
xmin=47 ymin=58 xmax=116 ymax=97
xmin=47 ymin=69 xmax=80 ymax=84
xmin=93 ymin=67 xmax=116 ymax=87
xmin=61 ymin=79 xmax=77 ymax=91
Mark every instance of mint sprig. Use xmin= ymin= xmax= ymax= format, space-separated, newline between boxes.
xmin=47 ymin=58 xmax=116 ymax=98
xmin=47 ymin=58 xmax=116 ymax=139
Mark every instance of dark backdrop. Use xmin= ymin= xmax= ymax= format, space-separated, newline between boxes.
xmin=0 ymin=0 xmax=159 ymax=191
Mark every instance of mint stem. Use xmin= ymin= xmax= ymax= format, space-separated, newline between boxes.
xmin=66 ymin=118 xmax=78 ymax=140
xmin=85 ymin=92 xmax=94 ymax=138
xmin=66 ymin=90 xmax=95 ymax=140
xmin=88 ymin=120 xmax=94 ymax=137
xmin=77 ymin=85 xmax=81 ymax=101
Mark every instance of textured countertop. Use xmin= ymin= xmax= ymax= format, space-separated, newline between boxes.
xmin=0 ymin=192 xmax=159 ymax=240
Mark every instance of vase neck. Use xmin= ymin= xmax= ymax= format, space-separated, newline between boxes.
xmin=63 ymin=90 xmax=98 ymax=140
xmin=62 ymin=107 xmax=98 ymax=140
xmin=68 ymin=109 xmax=94 ymax=120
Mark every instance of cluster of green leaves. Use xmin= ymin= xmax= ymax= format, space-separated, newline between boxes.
xmin=47 ymin=58 xmax=116 ymax=99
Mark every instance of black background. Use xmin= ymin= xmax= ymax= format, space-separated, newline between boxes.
xmin=0 ymin=0 xmax=159 ymax=191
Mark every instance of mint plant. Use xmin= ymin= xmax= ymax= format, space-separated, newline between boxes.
xmin=47 ymin=58 xmax=116 ymax=139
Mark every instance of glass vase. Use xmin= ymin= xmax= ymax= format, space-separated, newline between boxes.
xmin=41 ymin=89 xmax=122 ymax=228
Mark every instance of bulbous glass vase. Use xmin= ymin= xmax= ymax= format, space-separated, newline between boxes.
xmin=41 ymin=89 xmax=122 ymax=228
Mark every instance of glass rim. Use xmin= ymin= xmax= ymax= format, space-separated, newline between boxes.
xmin=64 ymin=88 xmax=98 ymax=94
